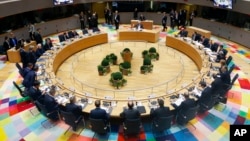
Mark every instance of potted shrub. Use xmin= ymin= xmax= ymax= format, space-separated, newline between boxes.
xmin=149 ymin=47 xmax=157 ymax=53
xmin=119 ymin=61 xmax=132 ymax=75
xmin=97 ymin=65 xmax=106 ymax=76
xmin=148 ymin=47 xmax=159 ymax=60
xmin=142 ymin=50 xmax=149 ymax=58
xmin=101 ymin=58 xmax=110 ymax=73
xmin=109 ymin=72 xmax=127 ymax=89
xmin=140 ymin=65 xmax=147 ymax=74
xmin=110 ymin=53 xmax=118 ymax=65
xmin=121 ymin=48 xmax=133 ymax=62
xmin=142 ymin=57 xmax=153 ymax=73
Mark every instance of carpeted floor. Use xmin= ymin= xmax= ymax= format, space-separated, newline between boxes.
xmin=0 ymin=24 xmax=250 ymax=141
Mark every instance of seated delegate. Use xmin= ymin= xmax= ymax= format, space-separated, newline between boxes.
xmin=120 ymin=101 xmax=141 ymax=122
xmin=22 ymin=65 xmax=39 ymax=89
xmin=65 ymin=95 xmax=83 ymax=120
xmin=134 ymin=21 xmax=144 ymax=31
xmin=150 ymin=99 xmax=172 ymax=121
xmin=89 ymin=100 xmax=110 ymax=123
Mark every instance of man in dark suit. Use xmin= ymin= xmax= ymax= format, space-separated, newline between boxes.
xmin=34 ymin=28 xmax=43 ymax=45
xmin=134 ymin=21 xmax=144 ymax=31
xmin=43 ymin=87 xmax=59 ymax=121
xmin=43 ymin=38 xmax=53 ymax=51
xmin=65 ymin=96 xmax=83 ymax=120
xmin=139 ymin=14 xmax=146 ymax=21
xmin=28 ymin=80 xmax=44 ymax=102
xmin=178 ymin=27 xmax=188 ymax=37
xmin=176 ymin=93 xmax=196 ymax=113
xmin=22 ymin=63 xmax=33 ymax=78
xmin=3 ymin=36 xmax=11 ymax=53
xmin=192 ymin=32 xmax=201 ymax=42
xmin=197 ymin=81 xmax=212 ymax=104
xmin=89 ymin=100 xmax=110 ymax=123
xmin=114 ymin=10 xmax=120 ymax=30
xmin=120 ymin=101 xmax=141 ymax=121
xmin=150 ymin=99 xmax=172 ymax=121
xmin=22 ymin=65 xmax=38 ymax=89
xmin=9 ymin=32 xmax=18 ymax=47
xmin=162 ymin=12 xmax=167 ymax=32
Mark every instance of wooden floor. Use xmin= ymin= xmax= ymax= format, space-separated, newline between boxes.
xmin=56 ymin=41 xmax=200 ymax=100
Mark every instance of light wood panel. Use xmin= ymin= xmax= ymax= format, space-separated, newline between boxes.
xmin=131 ymin=20 xmax=154 ymax=30
xmin=118 ymin=29 xmax=160 ymax=43
xmin=186 ymin=26 xmax=211 ymax=38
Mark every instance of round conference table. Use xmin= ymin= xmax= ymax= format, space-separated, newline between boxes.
xmin=40 ymin=31 xmax=209 ymax=117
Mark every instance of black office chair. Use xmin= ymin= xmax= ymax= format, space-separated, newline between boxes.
xmin=198 ymin=96 xmax=216 ymax=113
xmin=152 ymin=115 xmax=173 ymax=134
xmin=176 ymin=105 xmax=200 ymax=129
xmin=60 ymin=110 xmax=85 ymax=136
xmin=13 ymin=81 xmax=28 ymax=97
xmin=228 ymin=64 xmax=235 ymax=74
xmin=89 ymin=118 xmax=110 ymax=141
xmin=15 ymin=62 xmax=24 ymax=77
xmin=34 ymin=101 xmax=59 ymax=128
xmin=123 ymin=118 xmax=142 ymax=139
xmin=226 ymin=55 xmax=233 ymax=66
xmin=222 ymin=73 xmax=239 ymax=97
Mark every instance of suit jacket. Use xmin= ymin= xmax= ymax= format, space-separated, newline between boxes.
xmin=90 ymin=107 xmax=109 ymax=122
xmin=177 ymin=98 xmax=196 ymax=113
xmin=65 ymin=103 xmax=83 ymax=119
xmin=22 ymin=70 xmax=36 ymax=88
xmin=211 ymin=77 xmax=224 ymax=96
xmin=139 ymin=15 xmax=146 ymax=21
xmin=114 ymin=14 xmax=120 ymax=24
xmin=34 ymin=32 xmax=43 ymax=44
xmin=3 ymin=40 xmax=11 ymax=52
xmin=198 ymin=87 xmax=212 ymax=104
xmin=162 ymin=16 xmax=167 ymax=25
xmin=150 ymin=106 xmax=172 ymax=120
xmin=120 ymin=108 xmax=141 ymax=121
xmin=134 ymin=23 xmax=144 ymax=30
xmin=9 ymin=37 xmax=18 ymax=47
xmin=28 ymin=86 xmax=42 ymax=101
xmin=43 ymin=94 xmax=59 ymax=113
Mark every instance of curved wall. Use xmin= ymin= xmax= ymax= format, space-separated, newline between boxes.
xmin=0 ymin=0 xmax=249 ymax=18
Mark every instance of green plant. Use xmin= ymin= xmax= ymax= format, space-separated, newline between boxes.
xmin=121 ymin=61 xmax=131 ymax=69
xmin=111 ymin=72 xmax=123 ymax=80
xmin=101 ymin=58 xmax=110 ymax=66
xmin=110 ymin=72 xmax=127 ymax=89
xmin=140 ymin=65 xmax=146 ymax=70
xmin=149 ymin=47 xmax=157 ymax=53
xmin=142 ymin=50 xmax=148 ymax=58
xmin=143 ymin=57 xmax=152 ymax=66
xmin=98 ymin=65 xmax=104 ymax=71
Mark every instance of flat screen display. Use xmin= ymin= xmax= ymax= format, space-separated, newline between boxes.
xmin=213 ymin=0 xmax=233 ymax=9
xmin=53 ymin=0 xmax=74 ymax=6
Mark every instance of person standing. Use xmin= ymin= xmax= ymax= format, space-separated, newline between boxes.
xmin=114 ymin=10 xmax=120 ymax=30
xmin=87 ymin=10 xmax=92 ymax=29
xmin=9 ymin=32 xmax=18 ymax=48
xmin=28 ymin=23 xmax=35 ymax=40
xmin=104 ymin=8 xmax=109 ymax=24
xmin=34 ymin=28 xmax=43 ymax=45
xmin=107 ymin=10 xmax=113 ymax=25
xmin=189 ymin=11 xmax=195 ymax=26
xmin=79 ymin=11 xmax=85 ymax=29
xmin=162 ymin=12 xmax=167 ymax=32
xmin=133 ymin=8 xmax=138 ymax=20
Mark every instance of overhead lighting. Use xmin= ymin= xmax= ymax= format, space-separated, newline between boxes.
xmin=0 ymin=0 xmax=21 ymax=4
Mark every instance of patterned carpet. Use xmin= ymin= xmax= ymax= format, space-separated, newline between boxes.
xmin=0 ymin=24 xmax=250 ymax=141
